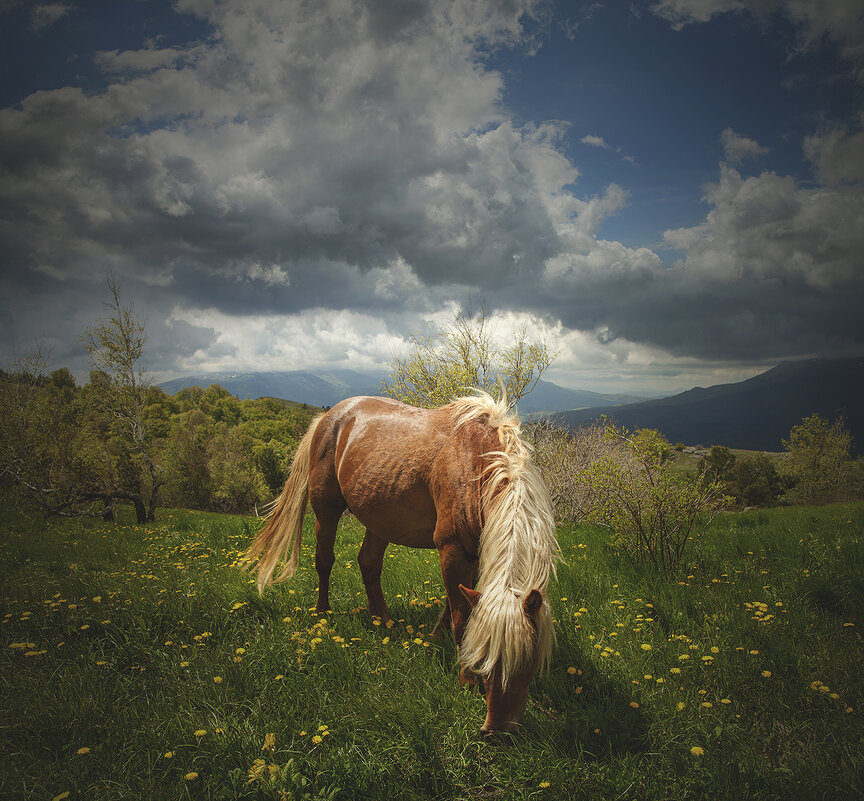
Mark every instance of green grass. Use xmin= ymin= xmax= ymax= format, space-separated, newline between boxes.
xmin=1 ymin=500 xmax=862 ymax=800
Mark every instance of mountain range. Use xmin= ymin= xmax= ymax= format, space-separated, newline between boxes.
xmin=158 ymin=369 xmax=644 ymax=414
xmin=554 ymin=358 xmax=864 ymax=453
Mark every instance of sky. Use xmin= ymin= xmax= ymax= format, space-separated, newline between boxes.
xmin=1 ymin=0 xmax=863 ymax=395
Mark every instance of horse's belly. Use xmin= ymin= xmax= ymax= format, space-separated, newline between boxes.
xmin=344 ymin=487 xmax=438 ymax=548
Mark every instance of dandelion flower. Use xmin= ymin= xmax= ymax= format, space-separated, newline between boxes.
xmin=275 ymin=674 xmax=284 ymax=680
xmin=52 ymin=793 xmax=71 ymax=801
xmin=670 ymin=668 xmax=681 ymax=674
xmin=567 ymin=667 xmax=577 ymax=674
xmin=641 ymin=644 xmax=652 ymax=651
xmin=76 ymin=746 xmax=90 ymax=755
xmin=262 ymin=733 xmax=275 ymax=751
xmin=213 ymin=676 xmax=222 ymax=684
xmin=677 ymin=702 xmax=685 ymax=711
xmin=721 ymin=698 xmax=731 ymax=704
xmin=539 ymin=781 xmax=551 ymax=788
xmin=690 ymin=746 xmax=705 ymax=757
xmin=194 ymin=729 xmax=207 ymax=737
xmin=164 ymin=751 xmax=174 ymax=758
xmin=630 ymin=701 xmax=639 ymax=708
xmin=311 ymin=735 xmax=322 ymax=744
xmin=761 ymin=670 xmax=772 ymax=678
xmin=185 ymin=772 xmax=199 ymax=781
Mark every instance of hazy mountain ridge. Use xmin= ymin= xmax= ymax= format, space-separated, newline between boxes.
xmin=554 ymin=358 xmax=864 ymax=452
xmin=158 ymin=370 xmax=644 ymax=413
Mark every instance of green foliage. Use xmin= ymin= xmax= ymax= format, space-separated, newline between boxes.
xmin=581 ymin=425 xmax=726 ymax=570
xmin=1 ymin=501 xmax=863 ymax=800
xmin=698 ymin=446 xmax=785 ymax=509
xmin=783 ymin=413 xmax=855 ymax=505
xmin=381 ymin=307 xmax=552 ymax=408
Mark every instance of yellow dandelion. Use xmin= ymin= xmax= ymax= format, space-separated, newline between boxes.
xmin=185 ymin=772 xmax=198 ymax=781
xmin=721 ymin=698 xmax=731 ymax=704
xmin=262 ymin=732 xmax=276 ymax=751
xmin=235 ymin=647 xmax=246 ymax=654
xmin=180 ymin=661 xmax=189 ymax=667
xmin=52 ymin=793 xmax=71 ymax=801
xmin=640 ymin=644 xmax=652 ymax=651
xmin=630 ymin=701 xmax=639 ymax=708
xmin=710 ymin=646 xmax=719 ymax=653
xmin=701 ymin=702 xmax=713 ymax=708
xmin=213 ymin=676 xmax=222 ymax=684
xmin=194 ymin=729 xmax=207 ymax=737
xmin=761 ymin=670 xmax=772 ymax=678
xmin=567 ymin=666 xmax=577 ymax=674
xmin=275 ymin=674 xmax=284 ymax=680
xmin=76 ymin=746 xmax=91 ymax=755
xmin=677 ymin=701 xmax=685 ymax=711
xmin=670 ymin=667 xmax=681 ymax=674
xmin=539 ymin=780 xmax=551 ymax=788
xmin=164 ymin=751 xmax=174 ymax=758
xmin=690 ymin=746 xmax=705 ymax=757
xmin=311 ymin=735 xmax=322 ymax=744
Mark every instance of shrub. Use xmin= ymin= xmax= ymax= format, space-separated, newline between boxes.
xmin=580 ymin=424 xmax=726 ymax=570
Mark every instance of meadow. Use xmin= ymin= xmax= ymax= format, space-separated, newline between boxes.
xmin=1 ymin=500 xmax=862 ymax=800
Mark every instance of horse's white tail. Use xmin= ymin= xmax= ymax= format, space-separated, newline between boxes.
xmin=243 ymin=413 xmax=325 ymax=593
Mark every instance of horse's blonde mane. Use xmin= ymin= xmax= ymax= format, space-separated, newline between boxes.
xmin=447 ymin=391 xmax=558 ymax=688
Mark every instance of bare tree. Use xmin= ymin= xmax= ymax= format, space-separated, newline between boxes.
xmin=83 ymin=275 xmax=163 ymax=522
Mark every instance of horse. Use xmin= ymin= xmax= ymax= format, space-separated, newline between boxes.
xmin=243 ymin=392 xmax=558 ymax=739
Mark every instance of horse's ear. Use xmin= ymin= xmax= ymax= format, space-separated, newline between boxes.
xmin=459 ymin=584 xmax=481 ymax=608
xmin=522 ymin=589 xmax=543 ymax=617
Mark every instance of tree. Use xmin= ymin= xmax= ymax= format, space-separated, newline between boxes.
xmin=83 ymin=276 xmax=164 ymax=522
xmin=381 ymin=307 xmax=553 ymax=408
xmin=0 ymin=350 xmax=118 ymax=519
xmin=782 ymin=413 xmax=852 ymax=505
xmin=726 ymin=454 xmax=784 ymax=508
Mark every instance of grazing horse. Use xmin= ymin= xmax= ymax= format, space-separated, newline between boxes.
xmin=243 ymin=392 xmax=558 ymax=738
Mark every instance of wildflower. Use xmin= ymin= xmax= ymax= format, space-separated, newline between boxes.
xmin=275 ymin=674 xmax=284 ymax=680
xmin=710 ymin=646 xmax=719 ymax=653
xmin=539 ymin=780 xmax=551 ymax=788
xmin=690 ymin=746 xmax=705 ymax=756
xmin=76 ymin=746 xmax=91 ymax=755
xmin=567 ymin=666 xmax=577 ymax=674
xmin=180 ymin=661 xmax=189 ymax=667
xmin=720 ymin=698 xmax=731 ymax=704
xmin=630 ymin=701 xmax=639 ymax=708
xmin=701 ymin=702 xmax=713 ymax=708
xmin=194 ymin=729 xmax=207 ymax=737
xmin=670 ymin=668 xmax=681 ymax=674
xmin=52 ymin=793 xmax=71 ymax=801
xmin=677 ymin=702 xmax=685 ymax=711
xmin=235 ymin=647 xmax=246 ymax=655
xmin=761 ymin=670 xmax=772 ymax=678
xmin=640 ymin=644 xmax=652 ymax=651
xmin=213 ymin=676 xmax=223 ymax=684
xmin=164 ymin=751 xmax=174 ymax=758
xmin=185 ymin=772 xmax=199 ymax=781
xmin=312 ymin=735 xmax=322 ymax=744
xmin=262 ymin=732 xmax=275 ymax=752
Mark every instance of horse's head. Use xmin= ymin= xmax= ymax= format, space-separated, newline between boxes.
xmin=459 ymin=584 xmax=547 ymax=742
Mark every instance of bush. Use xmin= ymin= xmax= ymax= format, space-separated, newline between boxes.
xmin=527 ymin=418 xmax=614 ymax=523
xmin=579 ymin=424 xmax=726 ymax=570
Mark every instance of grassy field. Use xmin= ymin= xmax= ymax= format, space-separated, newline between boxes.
xmin=1 ymin=500 xmax=862 ymax=800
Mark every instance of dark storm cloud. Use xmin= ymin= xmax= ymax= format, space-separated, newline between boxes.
xmin=0 ymin=0 xmax=862 ymax=382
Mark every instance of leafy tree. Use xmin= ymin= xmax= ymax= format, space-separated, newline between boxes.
xmin=782 ymin=413 xmax=853 ymax=505
xmin=580 ymin=424 xmax=726 ymax=571
xmin=699 ymin=445 xmax=737 ymax=485
xmin=725 ymin=453 xmax=784 ymax=508
xmin=381 ymin=307 xmax=552 ymax=408
xmin=83 ymin=276 xmax=164 ymax=522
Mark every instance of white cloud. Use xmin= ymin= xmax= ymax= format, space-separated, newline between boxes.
xmin=721 ymin=128 xmax=769 ymax=164
xmin=31 ymin=2 xmax=71 ymax=31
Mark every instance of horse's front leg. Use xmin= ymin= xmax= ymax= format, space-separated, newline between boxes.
xmin=358 ymin=529 xmax=392 ymax=623
xmin=437 ymin=540 xmax=479 ymax=688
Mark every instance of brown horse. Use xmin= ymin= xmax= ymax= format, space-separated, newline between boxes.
xmin=243 ymin=392 xmax=558 ymax=738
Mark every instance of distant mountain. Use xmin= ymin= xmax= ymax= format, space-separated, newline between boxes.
xmin=158 ymin=370 xmax=644 ymax=413
xmin=554 ymin=358 xmax=864 ymax=452
xmin=159 ymin=369 xmax=381 ymax=408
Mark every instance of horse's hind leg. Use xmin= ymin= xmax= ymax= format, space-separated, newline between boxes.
xmin=313 ymin=513 xmax=341 ymax=614
xmin=358 ymin=529 xmax=392 ymax=623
